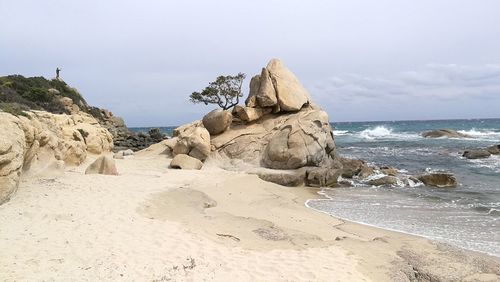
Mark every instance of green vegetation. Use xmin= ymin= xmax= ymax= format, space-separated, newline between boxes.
xmin=190 ymin=73 xmax=246 ymax=110
xmin=0 ymin=75 xmax=89 ymax=115
xmin=0 ymin=102 xmax=30 ymax=117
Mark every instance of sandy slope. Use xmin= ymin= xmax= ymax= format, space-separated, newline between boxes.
xmin=0 ymin=150 xmax=498 ymax=281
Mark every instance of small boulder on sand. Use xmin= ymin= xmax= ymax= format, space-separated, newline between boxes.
xmin=170 ymin=154 xmax=203 ymax=170
xmin=85 ymin=156 xmax=118 ymax=175
xmin=417 ymin=173 xmax=457 ymax=188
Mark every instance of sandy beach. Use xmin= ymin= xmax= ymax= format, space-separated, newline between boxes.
xmin=1 ymin=145 xmax=498 ymax=281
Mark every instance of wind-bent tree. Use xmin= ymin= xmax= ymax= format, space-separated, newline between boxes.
xmin=190 ymin=73 xmax=246 ymax=110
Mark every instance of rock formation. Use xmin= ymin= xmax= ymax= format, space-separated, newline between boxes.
xmin=421 ymin=129 xmax=470 ymax=138
xmin=0 ymin=111 xmax=113 ymax=204
xmin=167 ymin=59 xmax=336 ymax=175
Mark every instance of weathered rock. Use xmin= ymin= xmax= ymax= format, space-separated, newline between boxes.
xmin=202 ymin=109 xmax=232 ymax=135
xmin=421 ymin=129 xmax=470 ymax=138
xmin=257 ymin=169 xmax=305 ymax=187
xmin=380 ymin=166 xmax=398 ymax=176
xmin=85 ymin=156 xmax=118 ymax=175
xmin=245 ymin=74 xmax=261 ymax=108
xmin=256 ymin=68 xmax=278 ymax=107
xmin=339 ymin=157 xmax=366 ymax=178
xmin=366 ymin=176 xmax=398 ymax=186
xmin=0 ymin=113 xmax=25 ymax=204
xmin=266 ymin=59 xmax=310 ymax=112
xmin=306 ymin=168 xmax=341 ymax=187
xmin=417 ymin=173 xmax=457 ymax=188
xmin=358 ymin=165 xmax=375 ymax=179
xmin=233 ymin=106 xmax=272 ymax=122
xmin=487 ymin=145 xmax=500 ymax=155
xmin=123 ymin=149 xmax=134 ymax=156
xmin=170 ymin=154 xmax=203 ymax=170
xmin=463 ymin=149 xmax=491 ymax=159
xmin=173 ymin=122 xmax=211 ymax=161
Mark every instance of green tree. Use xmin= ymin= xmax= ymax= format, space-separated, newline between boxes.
xmin=190 ymin=73 xmax=246 ymax=110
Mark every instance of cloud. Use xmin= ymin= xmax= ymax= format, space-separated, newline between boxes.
xmin=311 ymin=63 xmax=500 ymax=103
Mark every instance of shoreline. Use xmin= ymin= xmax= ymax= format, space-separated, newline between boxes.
xmin=0 ymin=151 xmax=498 ymax=281
xmin=305 ymin=197 xmax=500 ymax=259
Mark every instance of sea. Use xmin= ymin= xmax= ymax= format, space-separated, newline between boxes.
xmin=130 ymin=118 xmax=500 ymax=257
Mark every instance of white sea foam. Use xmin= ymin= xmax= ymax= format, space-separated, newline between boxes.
xmin=359 ymin=126 xmax=393 ymax=139
xmin=357 ymin=126 xmax=420 ymax=141
xmin=332 ymin=130 xmax=349 ymax=136
xmin=458 ymin=128 xmax=500 ymax=140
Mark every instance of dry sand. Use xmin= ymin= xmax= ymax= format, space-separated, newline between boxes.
xmin=0 ymin=148 xmax=499 ymax=281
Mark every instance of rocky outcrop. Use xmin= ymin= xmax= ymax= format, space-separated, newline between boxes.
xmin=172 ymin=121 xmax=211 ymax=161
xmin=166 ymin=59 xmax=335 ymax=176
xmin=367 ymin=176 xmax=398 ymax=186
xmin=421 ymin=129 xmax=470 ymax=138
xmin=202 ymin=110 xmax=232 ymax=135
xmin=0 ymin=111 xmax=113 ymax=204
xmin=463 ymin=149 xmax=491 ymax=159
xmin=170 ymin=154 xmax=203 ymax=170
xmin=85 ymin=156 xmax=118 ymax=175
xmin=417 ymin=173 xmax=457 ymax=188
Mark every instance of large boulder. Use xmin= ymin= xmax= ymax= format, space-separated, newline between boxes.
xmin=417 ymin=173 xmax=457 ymax=188
xmin=306 ymin=167 xmax=341 ymax=187
xmin=172 ymin=121 xmax=211 ymax=161
xmin=266 ymin=59 xmax=310 ymax=112
xmin=202 ymin=109 xmax=232 ymax=135
xmin=421 ymin=129 xmax=470 ymax=138
xmin=246 ymin=59 xmax=310 ymax=112
xmin=463 ymin=149 xmax=491 ymax=159
xmin=170 ymin=154 xmax=203 ymax=170
xmin=85 ymin=156 xmax=118 ymax=175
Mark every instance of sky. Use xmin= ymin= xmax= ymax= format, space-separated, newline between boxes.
xmin=1 ymin=0 xmax=500 ymax=126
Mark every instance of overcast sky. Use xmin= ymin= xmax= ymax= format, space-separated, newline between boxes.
xmin=1 ymin=0 xmax=499 ymax=126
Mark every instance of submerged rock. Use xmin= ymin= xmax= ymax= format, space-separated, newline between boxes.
xmin=421 ymin=129 xmax=470 ymax=138
xmin=463 ymin=149 xmax=491 ymax=159
xmin=486 ymin=145 xmax=500 ymax=155
xmin=417 ymin=173 xmax=457 ymax=188
xmin=170 ymin=154 xmax=203 ymax=170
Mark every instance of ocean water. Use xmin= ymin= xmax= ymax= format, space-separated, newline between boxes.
xmin=308 ymin=119 xmax=500 ymax=257
xmin=131 ymin=119 xmax=500 ymax=256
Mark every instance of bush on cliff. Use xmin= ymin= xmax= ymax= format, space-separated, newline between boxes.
xmin=0 ymin=75 xmax=88 ymax=115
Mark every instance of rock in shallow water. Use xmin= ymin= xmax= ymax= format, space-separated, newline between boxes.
xmin=463 ymin=149 xmax=491 ymax=159
xmin=421 ymin=129 xmax=470 ymax=138
xmin=417 ymin=173 xmax=457 ymax=188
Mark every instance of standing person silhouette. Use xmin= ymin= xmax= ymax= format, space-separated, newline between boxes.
xmin=56 ymin=67 xmax=61 ymax=79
